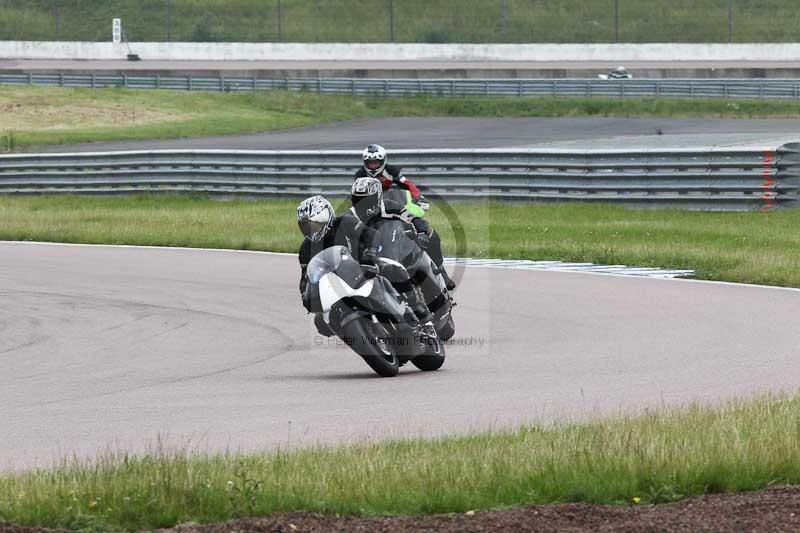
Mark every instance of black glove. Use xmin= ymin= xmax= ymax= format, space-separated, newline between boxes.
xmin=416 ymin=233 xmax=431 ymax=251
xmin=361 ymin=248 xmax=378 ymax=266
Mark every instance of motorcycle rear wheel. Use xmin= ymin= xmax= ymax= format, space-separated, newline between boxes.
xmin=341 ymin=316 xmax=400 ymax=377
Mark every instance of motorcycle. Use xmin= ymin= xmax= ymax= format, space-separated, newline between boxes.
xmin=303 ymin=245 xmax=446 ymax=377
xmin=368 ymin=215 xmax=456 ymax=342
xmin=383 ymin=187 xmax=429 ymax=218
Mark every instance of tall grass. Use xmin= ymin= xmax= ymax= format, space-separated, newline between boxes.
xmin=2 ymin=0 xmax=799 ymax=43
xmin=1 ymin=196 xmax=800 ymax=287
xmin=1 ymin=394 xmax=799 ymax=531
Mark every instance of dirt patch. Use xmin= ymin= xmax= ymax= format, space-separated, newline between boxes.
xmin=0 ymin=93 xmax=189 ymax=131
xmin=2 ymin=485 xmax=800 ymax=532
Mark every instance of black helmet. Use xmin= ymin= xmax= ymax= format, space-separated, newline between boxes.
xmin=362 ymin=144 xmax=387 ymax=178
xmin=350 ymin=177 xmax=383 ymax=221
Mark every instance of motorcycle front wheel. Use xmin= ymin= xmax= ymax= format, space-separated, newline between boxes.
xmin=341 ymin=316 xmax=400 ymax=377
xmin=411 ymin=333 xmax=446 ymax=371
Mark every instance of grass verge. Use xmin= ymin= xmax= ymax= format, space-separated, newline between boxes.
xmin=1 ymin=195 xmax=799 ymax=287
xmin=1 ymin=393 xmax=798 ymax=532
xmin=5 ymin=86 xmax=800 ymax=151
xmin=1 ymin=0 xmax=800 ymax=43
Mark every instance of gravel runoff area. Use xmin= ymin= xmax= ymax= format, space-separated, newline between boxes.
xmin=2 ymin=486 xmax=799 ymax=532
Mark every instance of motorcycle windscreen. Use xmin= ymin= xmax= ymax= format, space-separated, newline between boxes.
xmin=373 ymin=218 xmax=421 ymax=266
xmin=307 ymin=245 xmax=347 ymax=284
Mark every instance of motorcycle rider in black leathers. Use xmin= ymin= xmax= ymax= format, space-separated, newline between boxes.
xmin=349 ymin=178 xmax=449 ymax=323
xmin=355 ymin=144 xmax=456 ymax=291
xmin=296 ymin=195 xmax=435 ymax=340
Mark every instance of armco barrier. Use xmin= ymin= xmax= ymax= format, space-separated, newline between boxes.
xmin=4 ymin=73 xmax=800 ymax=100
xmin=1 ymin=147 xmax=798 ymax=210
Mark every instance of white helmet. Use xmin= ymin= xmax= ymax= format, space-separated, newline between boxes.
xmin=362 ymin=144 xmax=387 ymax=178
xmin=296 ymin=195 xmax=334 ymax=242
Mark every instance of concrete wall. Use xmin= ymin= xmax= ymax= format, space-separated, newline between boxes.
xmin=4 ymin=41 xmax=800 ymax=62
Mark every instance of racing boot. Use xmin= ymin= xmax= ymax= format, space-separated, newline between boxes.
xmin=407 ymin=293 xmax=438 ymax=349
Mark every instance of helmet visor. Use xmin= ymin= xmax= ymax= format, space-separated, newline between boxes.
xmin=352 ymin=196 xmax=380 ymax=221
xmin=299 ymin=219 xmax=326 ymax=239
xmin=365 ymin=159 xmax=383 ymax=171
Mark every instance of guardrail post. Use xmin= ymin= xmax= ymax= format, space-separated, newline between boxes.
xmin=27 ymin=73 xmax=32 ymax=85
xmin=91 ymin=74 xmax=95 ymax=89
xmin=760 ymin=81 xmax=765 ymax=99
xmin=795 ymin=84 xmax=799 ymax=100
xmin=552 ymin=79 xmax=556 ymax=96
xmin=220 ymin=75 xmax=225 ymax=92
xmin=451 ymin=79 xmax=455 ymax=96
xmin=156 ymin=74 xmax=161 ymax=89
xmin=317 ymin=78 xmax=322 ymax=93
xmin=123 ymin=74 xmax=128 ymax=88
xmin=485 ymin=80 xmax=489 ymax=96
xmin=253 ymin=76 xmax=257 ymax=92
xmin=385 ymin=79 xmax=389 ymax=96
xmin=188 ymin=75 xmax=193 ymax=91
xmin=59 ymin=73 xmax=64 ymax=87
xmin=351 ymin=79 xmax=355 ymax=95
xmin=518 ymin=80 xmax=523 ymax=96
xmin=690 ymin=81 xmax=694 ymax=97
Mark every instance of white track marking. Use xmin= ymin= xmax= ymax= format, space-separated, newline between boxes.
xmin=443 ymin=257 xmax=695 ymax=278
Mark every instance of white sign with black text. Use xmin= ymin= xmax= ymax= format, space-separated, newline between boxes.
xmin=112 ymin=18 xmax=121 ymax=44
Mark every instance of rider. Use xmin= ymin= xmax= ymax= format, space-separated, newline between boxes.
xmin=297 ymin=195 xmax=376 ymax=296
xmin=350 ymin=178 xmax=448 ymax=321
xmin=296 ymin=195 xmax=434 ymax=339
xmin=354 ymin=144 xmax=456 ymax=290
xmin=355 ymin=143 xmax=424 ymax=202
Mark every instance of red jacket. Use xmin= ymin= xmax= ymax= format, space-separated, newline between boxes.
xmin=354 ymin=164 xmax=421 ymax=201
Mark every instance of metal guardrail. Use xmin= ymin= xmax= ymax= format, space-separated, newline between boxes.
xmin=1 ymin=147 xmax=798 ymax=210
xmin=4 ymin=73 xmax=800 ymax=100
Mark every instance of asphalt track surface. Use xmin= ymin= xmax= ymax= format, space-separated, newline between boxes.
xmin=40 ymin=117 xmax=800 ymax=152
xmin=2 ymin=241 xmax=798 ymax=472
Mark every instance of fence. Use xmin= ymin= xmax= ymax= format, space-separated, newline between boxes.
xmin=4 ymin=74 xmax=800 ymax=100
xmin=1 ymin=147 xmax=798 ymax=211
xmin=0 ymin=0 xmax=791 ymax=44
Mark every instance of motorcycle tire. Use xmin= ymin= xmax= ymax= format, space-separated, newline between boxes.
xmin=411 ymin=334 xmax=446 ymax=371
xmin=341 ymin=316 xmax=400 ymax=377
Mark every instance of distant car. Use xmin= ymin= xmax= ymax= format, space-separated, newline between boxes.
xmin=598 ymin=66 xmax=633 ymax=80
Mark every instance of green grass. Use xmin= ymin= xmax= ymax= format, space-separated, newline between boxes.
xmin=1 ymin=393 xmax=799 ymax=532
xmin=2 ymin=0 xmax=800 ymax=43
xmin=2 ymin=196 xmax=800 ymax=288
xmin=5 ymin=86 xmax=800 ymax=152
xmin=0 ymin=86 xmax=378 ymax=150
